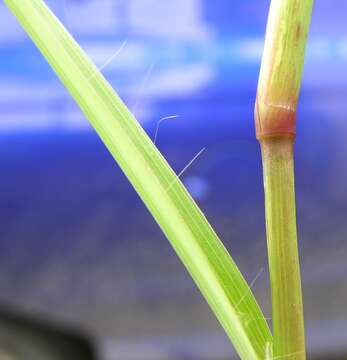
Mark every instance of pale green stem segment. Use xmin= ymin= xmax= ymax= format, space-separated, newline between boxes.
xmin=256 ymin=2 xmax=314 ymax=358
xmin=4 ymin=0 xmax=272 ymax=358
xmin=255 ymin=0 xmax=314 ymax=139
xmin=261 ymin=138 xmax=305 ymax=360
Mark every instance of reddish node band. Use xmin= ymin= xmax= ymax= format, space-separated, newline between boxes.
xmin=255 ymin=99 xmax=297 ymax=140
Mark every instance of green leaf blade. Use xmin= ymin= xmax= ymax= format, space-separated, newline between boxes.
xmin=5 ymin=0 xmax=272 ymax=358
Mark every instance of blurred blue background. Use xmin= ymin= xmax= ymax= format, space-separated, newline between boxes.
xmin=0 ymin=0 xmax=347 ymax=359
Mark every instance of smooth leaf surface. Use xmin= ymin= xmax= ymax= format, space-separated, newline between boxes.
xmin=4 ymin=1 xmax=272 ymax=358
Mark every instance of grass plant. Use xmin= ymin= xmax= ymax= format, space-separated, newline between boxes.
xmin=4 ymin=0 xmax=314 ymax=359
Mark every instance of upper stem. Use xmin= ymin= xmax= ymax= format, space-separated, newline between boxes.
xmin=255 ymin=0 xmax=314 ymax=140
xmin=261 ymin=138 xmax=305 ymax=360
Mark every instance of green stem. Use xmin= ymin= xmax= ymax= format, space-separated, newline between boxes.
xmin=261 ymin=138 xmax=305 ymax=360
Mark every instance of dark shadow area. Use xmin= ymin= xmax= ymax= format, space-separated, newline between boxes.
xmin=314 ymin=355 xmax=347 ymax=360
xmin=0 ymin=306 xmax=96 ymax=360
